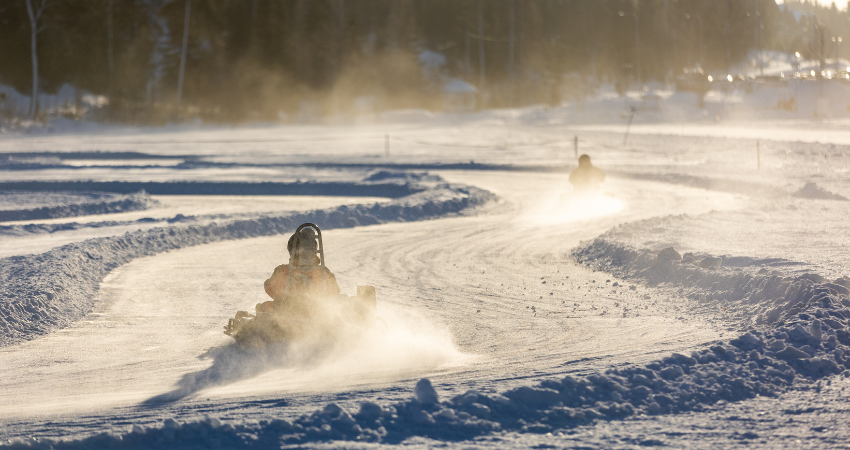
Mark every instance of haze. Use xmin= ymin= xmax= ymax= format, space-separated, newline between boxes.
xmin=1 ymin=1 xmax=850 ymax=448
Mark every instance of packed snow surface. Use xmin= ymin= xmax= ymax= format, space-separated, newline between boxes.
xmin=1 ymin=108 xmax=850 ymax=448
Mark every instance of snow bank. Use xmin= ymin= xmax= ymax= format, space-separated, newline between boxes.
xmin=11 ymin=220 xmax=850 ymax=447
xmin=0 ymin=216 xmax=184 ymax=237
xmin=793 ymin=182 xmax=848 ymax=201
xmin=12 ymin=312 xmax=850 ymax=448
xmin=572 ymin=235 xmax=850 ymax=328
xmin=364 ymin=170 xmax=443 ymax=183
xmin=0 ymin=183 xmax=494 ymax=348
xmin=0 ymin=152 xmax=189 ymax=170
xmin=0 ymin=151 xmax=188 ymax=163
xmin=0 ymin=83 xmax=106 ymax=122
xmin=0 ymin=181 xmax=423 ymax=199
xmin=739 ymin=80 xmax=850 ymax=118
xmin=0 ymin=192 xmax=156 ymax=222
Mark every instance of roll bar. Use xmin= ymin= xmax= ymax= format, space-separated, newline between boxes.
xmin=293 ymin=223 xmax=325 ymax=267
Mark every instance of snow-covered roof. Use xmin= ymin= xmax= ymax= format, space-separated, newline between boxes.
xmin=442 ymin=79 xmax=477 ymax=93
xmin=419 ymin=50 xmax=447 ymax=70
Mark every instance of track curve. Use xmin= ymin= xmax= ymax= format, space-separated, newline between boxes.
xmin=0 ymin=171 xmax=743 ymax=439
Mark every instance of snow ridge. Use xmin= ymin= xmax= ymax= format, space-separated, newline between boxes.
xmin=0 ymin=192 xmax=156 ymax=222
xmin=0 ymin=181 xmax=423 ymax=199
xmin=0 ymin=216 xmax=185 ymax=236
xmin=572 ymin=236 xmax=850 ymax=328
xmin=0 ymin=183 xmax=494 ymax=348
xmin=9 ymin=320 xmax=850 ymax=448
xmin=11 ymin=228 xmax=850 ymax=448
xmin=793 ymin=182 xmax=849 ymax=201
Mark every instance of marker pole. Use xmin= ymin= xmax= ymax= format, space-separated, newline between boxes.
xmin=623 ymin=107 xmax=636 ymax=146
xmin=574 ymin=135 xmax=578 ymax=159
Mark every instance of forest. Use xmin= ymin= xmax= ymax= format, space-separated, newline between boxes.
xmin=1 ymin=0 xmax=848 ymax=123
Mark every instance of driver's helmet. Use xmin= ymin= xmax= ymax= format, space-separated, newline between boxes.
xmin=287 ymin=228 xmax=319 ymax=266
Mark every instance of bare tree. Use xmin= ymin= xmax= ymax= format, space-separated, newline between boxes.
xmin=107 ymin=0 xmax=114 ymax=107
xmin=294 ymin=0 xmax=306 ymax=80
xmin=25 ymin=0 xmax=48 ymax=119
xmin=634 ymin=2 xmax=641 ymax=84
xmin=478 ymin=0 xmax=484 ymax=93
xmin=809 ymin=17 xmax=836 ymax=100
xmin=176 ymin=0 xmax=191 ymax=109
xmin=508 ymin=0 xmax=515 ymax=84
xmin=810 ymin=19 xmax=833 ymax=78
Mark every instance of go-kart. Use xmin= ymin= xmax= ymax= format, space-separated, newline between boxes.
xmin=224 ymin=223 xmax=379 ymax=348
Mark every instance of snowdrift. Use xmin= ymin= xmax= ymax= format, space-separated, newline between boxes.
xmin=573 ymin=235 xmax=850 ymax=328
xmin=0 ymin=191 xmax=155 ymax=222
xmin=793 ymin=182 xmax=848 ymax=201
xmin=739 ymin=80 xmax=850 ymax=118
xmin=0 ymin=180 xmax=423 ymax=199
xmin=11 ymin=315 xmax=850 ymax=447
xmin=0 ymin=215 xmax=191 ymax=236
xmin=0 ymin=151 xmax=189 ymax=171
xmin=0 ymin=182 xmax=494 ymax=348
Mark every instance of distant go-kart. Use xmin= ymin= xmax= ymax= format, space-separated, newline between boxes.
xmin=224 ymin=223 xmax=379 ymax=348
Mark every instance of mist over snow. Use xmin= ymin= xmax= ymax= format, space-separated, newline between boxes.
xmin=4 ymin=1 xmax=850 ymax=444
xmin=0 ymin=104 xmax=848 ymax=448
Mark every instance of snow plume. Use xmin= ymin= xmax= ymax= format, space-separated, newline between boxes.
xmin=12 ymin=204 xmax=850 ymax=446
xmin=144 ymin=302 xmax=462 ymax=404
xmin=263 ymin=303 xmax=464 ymax=390
xmin=525 ymin=189 xmax=624 ymax=226
xmin=544 ymin=194 xmax=624 ymax=224
xmin=16 ymin=272 xmax=850 ymax=448
xmin=330 ymin=51 xmax=436 ymax=114
xmin=16 ymin=310 xmax=850 ymax=447
xmin=304 ymin=304 xmax=464 ymax=387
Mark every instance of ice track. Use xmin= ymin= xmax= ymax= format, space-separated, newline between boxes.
xmin=0 ymin=171 xmax=742 ymax=439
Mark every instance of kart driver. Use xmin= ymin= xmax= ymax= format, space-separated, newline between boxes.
xmin=569 ymin=154 xmax=606 ymax=194
xmin=256 ymin=227 xmax=340 ymax=314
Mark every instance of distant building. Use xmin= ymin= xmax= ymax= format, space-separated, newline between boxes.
xmin=419 ymin=50 xmax=447 ymax=77
xmin=442 ymin=79 xmax=477 ymax=112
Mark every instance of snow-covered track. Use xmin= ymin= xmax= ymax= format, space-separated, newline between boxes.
xmin=10 ymin=172 xmax=850 ymax=448
xmin=0 ymin=182 xmax=493 ymax=348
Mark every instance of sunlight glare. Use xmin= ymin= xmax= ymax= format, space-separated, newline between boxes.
xmin=529 ymin=190 xmax=625 ymax=225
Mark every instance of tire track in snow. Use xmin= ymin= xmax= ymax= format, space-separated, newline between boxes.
xmin=0 ymin=172 xmax=743 ymax=439
xmin=325 ymin=172 xmax=742 ymax=395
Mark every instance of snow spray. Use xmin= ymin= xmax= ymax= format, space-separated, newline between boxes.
xmin=524 ymin=188 xmax=625 ymax=226
xmin=194 ymin=302 xmax=464 ymax=399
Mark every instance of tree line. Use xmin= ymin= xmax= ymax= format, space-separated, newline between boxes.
xmin=1 ymin=0 xmax=848 ymax=123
